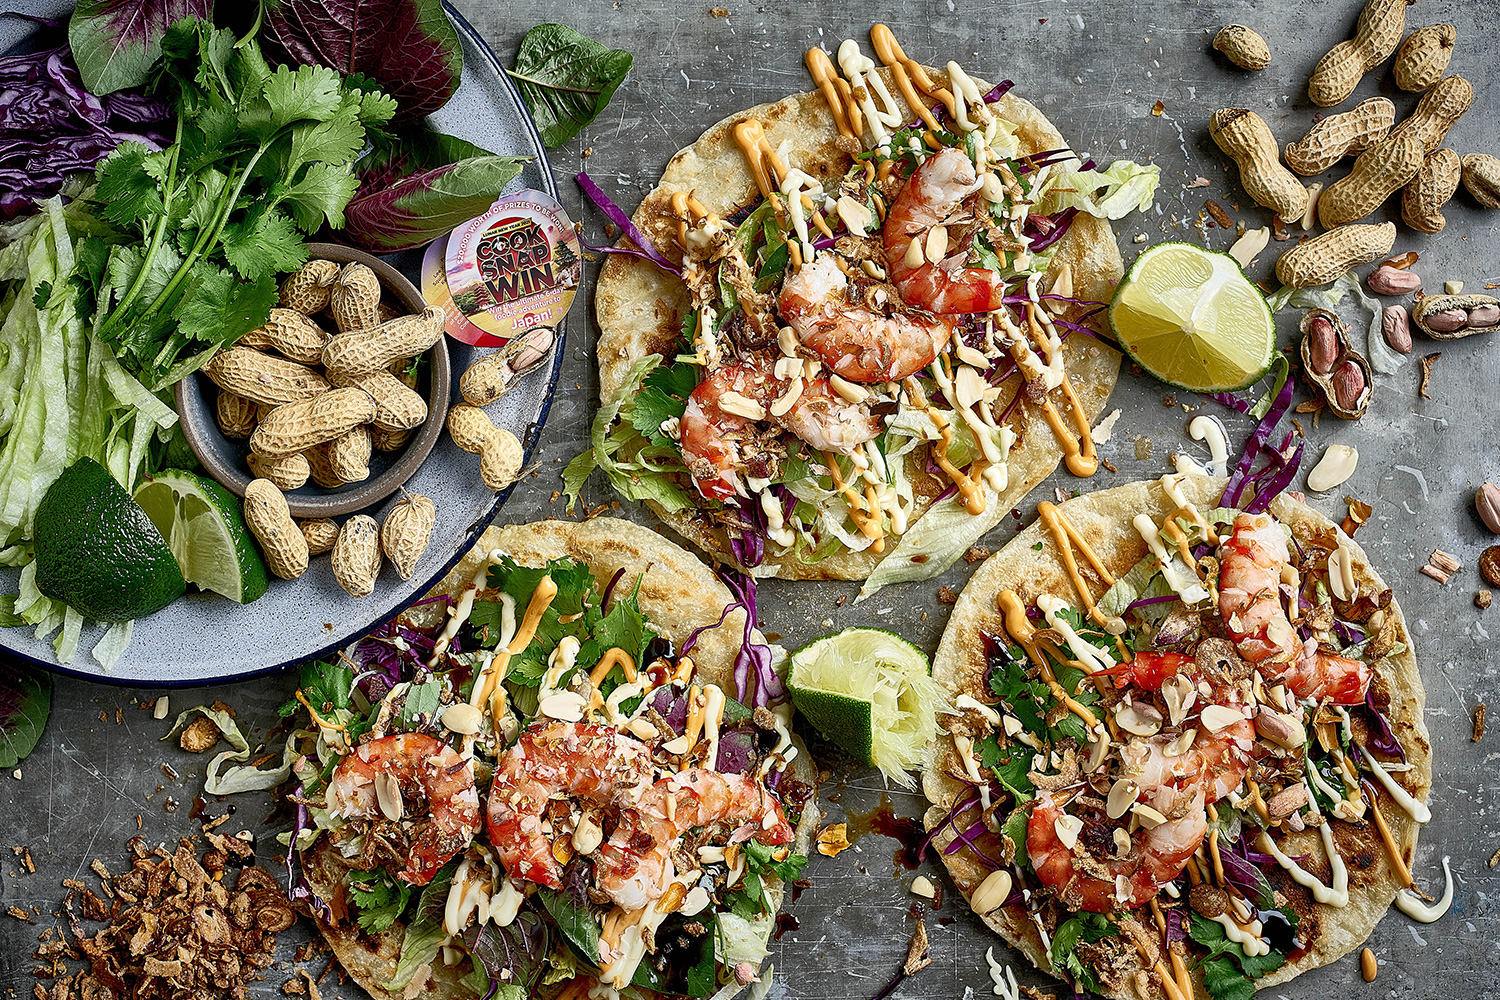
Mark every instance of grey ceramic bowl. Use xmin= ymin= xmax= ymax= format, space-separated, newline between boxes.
xmin=176 ymin=243 xmax=452 ymax=518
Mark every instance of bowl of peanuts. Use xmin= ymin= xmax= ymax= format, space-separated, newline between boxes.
xmin=176 ymin=243 xmax=452 ymax=519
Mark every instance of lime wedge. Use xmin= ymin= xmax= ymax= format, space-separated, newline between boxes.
xmin=33 ymin=458 xmax=186 ymax=622
xmin=134 ymin=470 xmax=269 ymax=604
xmin=1109 ymin=241 xmax=1276 ymax=392
xmin=788 ymin=628 xmax=943 ymax=786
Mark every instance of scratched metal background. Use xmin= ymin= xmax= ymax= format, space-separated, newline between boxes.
xmin=4 ymin=1 xmax=1500 ymax=997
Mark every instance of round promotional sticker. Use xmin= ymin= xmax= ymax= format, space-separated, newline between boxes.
xmin=430 ymin=190 xmax=581 ymax=348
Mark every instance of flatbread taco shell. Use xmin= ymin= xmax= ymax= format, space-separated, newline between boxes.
xmin=595 ymin=68 xmax=1124 ymax=580
xmin=305 ymin=518 xmax=820 ymax=998
xmin=921 ymin=476 xmax=1431 ymax=999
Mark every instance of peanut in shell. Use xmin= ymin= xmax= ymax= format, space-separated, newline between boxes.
xmin=215 ymin=390 xmax=258 ymax=439
xmin=299 ymin=518 xmax=340 ymax=555
xmin=243 ymin=479 xmax=308 ymax=580
xmin=330 ymin=262 xmax=382 ymax=333
xmin=249 ymin=387 xmax=377 ymax=458
xmin=321 ymin=307 xmax=445 ymax=381
xmin=204 ymin=347 xmax=330 ymax=407
xmin=381 ymin=493 xmax=435 ymax=580
xmin=279 ymin=259 xmax=340 ymax=314
xmin=331 ymin=514 xmax=381 ymax=598
xmin=246 ymin=451 xmax=311 ymax=491
xmin=239 ymin=308 xmax=332 ymax=365
xmin=326 ymin=424 xmax=373 ymax=483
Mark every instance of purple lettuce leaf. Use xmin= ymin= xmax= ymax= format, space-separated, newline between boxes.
xmin=0 ymin=662 xmax=51 ymax=769
xmin=342 ymin=148 xmax=528 ymax=252
xmin=465 ymin=910 xmax=549 ymax=994
xmin=1221 ymin=832 xmax=1277 ymax=909
xmin=66 ymin=0 xmax=211 ymax=95
xmin=261 ymin=0 xmax=463 ymax=122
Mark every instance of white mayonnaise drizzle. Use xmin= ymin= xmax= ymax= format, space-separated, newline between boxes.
xmin=1036 ymin=594 xmax=1112 ymax=672
xmin=1211 ymin=913 xmax=1269 ymax=957
xmin=1396 ymin=856 xmax=1453 ymax=923
xmin=1257 ymin=781 xmax=1349 ymax=907
xmin=1358 ymin=744 xmax=1432 ymax=823
xmin=985 ymin=948 xmax=1020 ymax=1000
xmin=1188 ymin=415 xmax=1230 ymax=476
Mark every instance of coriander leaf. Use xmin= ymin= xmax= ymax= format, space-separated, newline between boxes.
xmin=251 ymin=63 xmax=347 ymax=134
xmin=285 ymin=104 xmax=369 ymax=170
xmin=32 ymin=282 xmax=52 ymax=310
xmin=1200 ymin=956 xmax=1257 ymax=1000
xmin=1050 ymin=913 xmax=1114 ymax=994
xmin=1189 ymin=912 xmax=1287 ymax=999
xmin=221 ymin=209 xmax=308 ymax=280
xmin=95 ymin=143 xmax=166 ymax=228
xmin=282 ymin=162 xmax=364 ymax=232
xmin=346 ymin=869 xmax=415 ymax=933
xmin=0 ymin=663 xmax=52 ymax=769
xmin=1000 ymin=806 xmax=1030 ymax=868
xmin=176 ymin=266 xmax=278 ymax=352
xmin=507 ymin=24 xmax=632 ymax=148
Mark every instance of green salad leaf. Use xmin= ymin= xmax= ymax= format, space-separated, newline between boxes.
xmin=538 ymin=886 xmax=601 ymax=965
xmin=0 ymin=663 xmax=51 ymax=769
xmin=508 ymin=25 xmax=633 ymax=148
xmin=389 ymin=862 xmax=458 ymax=990
xmin=1189 ymin=913 xmax=1288 ymax=1000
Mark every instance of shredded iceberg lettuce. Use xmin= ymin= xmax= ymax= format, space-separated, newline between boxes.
xmin=1037 ymin=159 xmax=1161 ymax=220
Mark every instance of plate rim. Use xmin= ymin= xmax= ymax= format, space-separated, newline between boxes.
xmin=0 ymin=1 xmax=566 ymax=688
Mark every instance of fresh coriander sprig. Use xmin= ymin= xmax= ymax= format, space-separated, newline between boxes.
xmin=85 ymin=18 xmax=396 ymax=389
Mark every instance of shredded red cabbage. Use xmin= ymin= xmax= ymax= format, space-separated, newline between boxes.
xmin=352 ymin=617 xmax=438 ymax=698
xmin=1359 ymin=693 xmax=1406 ymax=761
xmin=599 ymin=567 xmax=627 ymax=610
xmin=1243 ymin=438 xmax=1304 ymax=515
xmin=1221 ymin=360 xmax=1296 ymax=508
xmin=1126 ymin=594 xmax=1179 ymax=611
xmin=575 ymin=171 xmax=682 ymax=276
xmin=1203 ymin=390 xmax=1254 ymax=415
xmin=917 ymin=787 xmax=979 ymax=861
xmin=0 ymin=23 xmax=172 ymax=218
xmin=983 ymin=81 xmax=1016 ymax=103
xmin=1164 ymin=904 xmax=1187 ymax=944
xmin=680 ymin=568 xmax=783 ymax=708
xmin=283 ymin=785 xmax=333 ymax=923
xmin=1024 ymin=206 xmax=1078 ymax=251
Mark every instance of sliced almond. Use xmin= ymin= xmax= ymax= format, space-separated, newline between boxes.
xmin=1164 ymin=727 xmax=1198 ymax=758
xmin=1054 ymin=813 xmax=1084 ymax=851
xmin=905 ymin=236 xmax=925 ymax=269
xmin=1112 ymin=827 xmax=1132 ymax=857
xmin=716 ymin=390 xmax=766 ymax=421
xmin=374 ymin=771 xmax=403 ymax=822
xmin=1002 ymin=714 xmax=1024 ymax=737
xmin=662 ymin=734 xmax=694 ymax=755
xmin=1132 ymin=803 xmax=1168 ymax=829
xmin=925 ymin=224 xmax=949 ymax=263
xmin=538 ymin=691 xmax=587 ymax=723
xmin=910 ymin=875 xmax=936 ymax=899
xmin=441 ymin=703 xmax=483 ymax=736
xmin=828 ymin=373 xmax=867 ymax=404
xmin=1106 ymin=778 xmax=1140 ymax=819
xmin=625 ymin=718 xmax=659 ymax=741
xmin=1200 ymin=704 xmax=1246 ymax=732
xmin=1116 ymin=702 xmax=1162 ymax=737
xmin=836 ymin=195 xmax=874 ymax=236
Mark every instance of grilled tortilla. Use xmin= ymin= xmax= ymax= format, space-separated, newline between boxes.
xmin=922 ymin=476 xmax=1431 ymax=999
xmin=305 ymin=518 xmax=820 ymax=999
xmin=594 ymin=64 xmax=1124 ymax=581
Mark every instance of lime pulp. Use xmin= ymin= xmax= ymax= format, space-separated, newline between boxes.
xmin=134 ymin=470 xmax=269 ymax=604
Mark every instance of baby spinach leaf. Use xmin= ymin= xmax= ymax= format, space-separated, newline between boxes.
xmin=0 ymin=664 xmax=51 ymax=769
xmin=68 ymin=0 xmax=212 ymax=95
xmin=507 ymin=25 xmax=632 ymax=148
xmin=538 ymin=886 xmax=600 ymax=965
xmin=389 ymin=861 xmax=458 ymax=990
xmin=261 ymin=0 xmax=462 ymax=122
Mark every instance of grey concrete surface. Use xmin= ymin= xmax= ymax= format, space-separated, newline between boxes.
xmin=5 ymin=1 xmax=1500 ymax=998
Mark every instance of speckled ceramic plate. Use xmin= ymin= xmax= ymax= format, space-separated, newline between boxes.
xmin=0 ymin=4 xmax=565 ymax=684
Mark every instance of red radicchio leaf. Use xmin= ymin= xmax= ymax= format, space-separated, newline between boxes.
xmin=261 ymin=0 xmax=463 ymax=122
xmin=67 ymin=0 xmax=212 ymax=95
xmin=0 ymin=663 xmax=51 ymax=769
xmin=342 ymin=154 xmax=529 ymax=252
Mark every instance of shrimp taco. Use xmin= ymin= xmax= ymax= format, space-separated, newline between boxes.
xmin=921 ymin=473 xmax=1435 ymax=1000
xmin=283 ymin=518 xmax=820 ymax=999
xmin=574 ymin=25 xmax=1161 ymax=591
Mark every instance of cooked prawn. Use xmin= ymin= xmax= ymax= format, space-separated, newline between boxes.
xmin=1097 ymin=649 xmax=1255 ymax=804
xmin=485 ymin=722 xmax=653 ymax=889
xmin=883 ymin=146 xmax=1007 ymax=315
xmin=1028 ymin=786 xmax=1206 ymax=913
xmin=680 ymin=354 xmax=880 ymax=501
xmin=326 ymin=732 xmax=481 ymax=886
xmin=597 ymin=767 xmax=793 ymax=910
xmin=1218 ymin=513 xmax=1301 ymax=668
xmin=1284 ymin=647 xmax=1371 ymax=705
xmin=778 ymin=253 xmax=953 ymax=383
